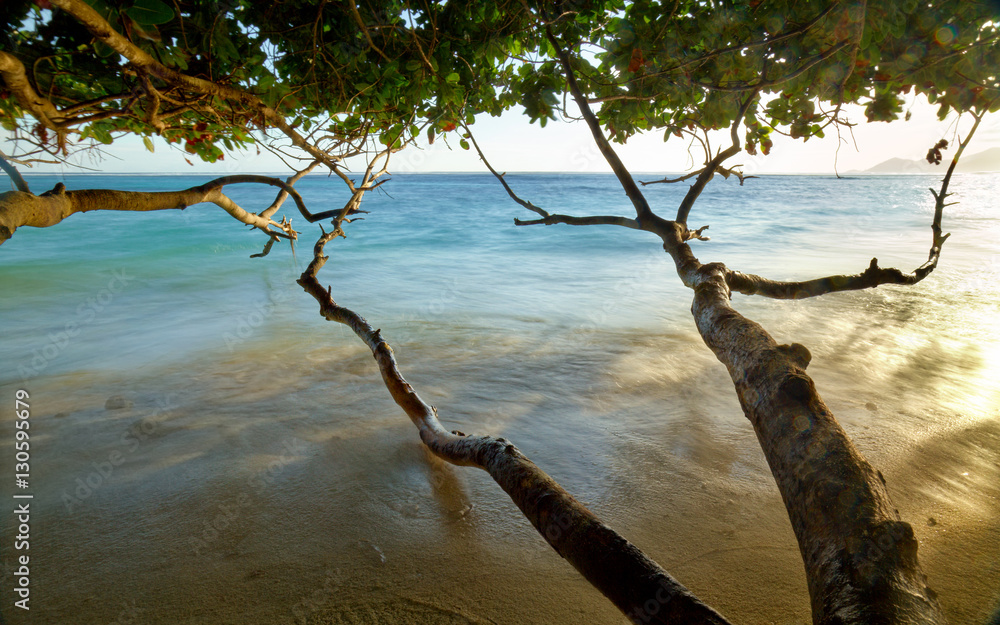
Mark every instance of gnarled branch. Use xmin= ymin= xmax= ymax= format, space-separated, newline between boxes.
xmin=0 ymin=174 xmax=317 ymax=245
xmin=0 ymin=51 xmax=68 ymax=149
xmin=676 ymin=256 xmax=945 ymax=624
xmin=296 ymin=231 xmax=732 ymax=625
xmin=514 ymin=214 xmax=640 ymax=228
xmin=726 ymin=111 xmax=984 ymax=300
xmin=727 ymin=257 xmax=924 ymax=299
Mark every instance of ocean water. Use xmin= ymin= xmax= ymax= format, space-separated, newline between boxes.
xmin=1 ymin=172 xmax=998 ymax=624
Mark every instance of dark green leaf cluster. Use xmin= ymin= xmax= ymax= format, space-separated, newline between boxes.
xmin=2 ymin=0 xmax=997 ymax=163
xmin=567 ymin=1 xmax=1000 ymax=149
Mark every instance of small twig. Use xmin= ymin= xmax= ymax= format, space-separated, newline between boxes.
xmin=251 ymin=235 xmax=279 ymax=258
xmin=261 ymin=160 xmax=321 ymax=219
xmin=464 ymin=124 xmax=549 ymax=218
xmin=346 ymin=0 xmax=392 ymax=62
xmin=727 ymin=257 xmax=924 ymax=299
xmin=674 ymin=91 xmax=758 ymax=225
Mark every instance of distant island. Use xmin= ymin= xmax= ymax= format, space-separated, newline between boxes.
xmin=851 ymin=146 xmax=1000 ymax=174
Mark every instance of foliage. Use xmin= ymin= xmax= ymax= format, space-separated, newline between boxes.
xmin=1 ymin=1 xmax=998 ymax=166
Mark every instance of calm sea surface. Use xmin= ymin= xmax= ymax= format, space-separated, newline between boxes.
xmin=1 ymin=172 xmax=998 ymax=624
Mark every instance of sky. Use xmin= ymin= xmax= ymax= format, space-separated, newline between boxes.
xmin=6 ymin=95 xmax=1000 ymax=178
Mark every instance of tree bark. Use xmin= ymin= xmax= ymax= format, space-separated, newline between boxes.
xmin=541 ymin=22 xmax=949 ymax=621
xmin=0 ymin=174 xmax=332 ymax=245
xmin=677 ymin=255 xmax=944 ymax=624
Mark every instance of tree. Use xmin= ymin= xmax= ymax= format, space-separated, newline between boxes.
xmin=2 ymin=1 xmax=999 ymax=623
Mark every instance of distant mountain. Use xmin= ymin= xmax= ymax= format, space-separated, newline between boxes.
xmin=858 ymin=147 xmax=1000 ymax=174
xmin=960 ymin=146 xmax=1000 ymax=172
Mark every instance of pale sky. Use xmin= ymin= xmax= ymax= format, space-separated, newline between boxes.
xmin=7 ymin=95 xmax=1000 ymax=177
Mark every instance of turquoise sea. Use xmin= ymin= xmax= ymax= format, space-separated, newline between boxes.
xmin=1 ymin=172 xmax=998 ymax=624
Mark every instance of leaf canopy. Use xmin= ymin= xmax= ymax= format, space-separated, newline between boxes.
xmin=1 ymin=0 xmax=997 ymax=165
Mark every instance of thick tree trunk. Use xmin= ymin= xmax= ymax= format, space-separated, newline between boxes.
xmin=686 ymin=260 xmax=944 ymax=624
xmin=541 ymin=25 xmax=947 ymax=620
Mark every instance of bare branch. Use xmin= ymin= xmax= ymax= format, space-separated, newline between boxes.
xmin=297 ymin=234 xmax=732 ymax=625
xmin=198 ymin=174 xmax=339 ymax=224
xmin=640 ymin=170 xmax=702 ymax=186
xmin=515 ymin=214 xmax=640 ymax=229
xmin=674 ymin=92 xmax=758 ymax=225
xmin=545 ymin=27 xmax=654 ymax=222
xmin=261 ymin=160 xmax=321 ymax=219
xmin=641 ymin=166 xmax=758 ymax=188
xmin=727 ymin=114 xmax=983 ymax=300
xmin=922 ymin=111 xmax=984 ymax=274
xmin=727 ymin=257 xmax=927 ymax=299
xmin=465 ymin=124 xmax=640 ymax=230
xmin=251 ymin=234 xmax=279 ymax=258
xmin=0 ymin=175 xmax=322 ymax=244
xmin=464 ymin=124 xmax=548 ymax=218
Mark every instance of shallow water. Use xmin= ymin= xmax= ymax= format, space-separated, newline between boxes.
xmin=1 ymin=172 xmax=998 ymax=624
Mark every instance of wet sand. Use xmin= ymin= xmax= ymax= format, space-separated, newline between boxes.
xmin=2 ymin=304 xmax=997 ymax=625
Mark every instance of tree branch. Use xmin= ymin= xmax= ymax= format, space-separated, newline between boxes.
xmin=677 ymin=257 xmax=945 ymax=624
xmin=346 ymin=0 xmax=393 ymax=62
xmin=296 ymin=232 xmax=732 ymax=625
xmin=726 ymin=111 xmax=984 ymax=300
xmin=674 ymin=92 xmax=757 ymax=226
xmin=0 ymin=175 xmax=320 ymax=245
xmin=0 ymin=51 xmax=68 ymax=149
xmin=620 ymin=4 xmax=842 ymax=90
xmin=726 ymin=257 xmax=926 ymax=299
xmin=464 ymin=122 xmax=549 ymax=219
xmin=922 ymin=111 xmax=983 ymax=275
xmin=693 ymin=41 xmax=851 ymax=93
xmin=545 ymin=27 xmax=654 ymax=222
xmin=48 ymin=0 xmax=342 ymax=169
xmin=514 ymin=214 xmax=640 ymax=228
xmin=261 ymin=160 xmax=321 ymax=220
xmin=466 ymin=124 xmax=640 ymax=230
xmin=641 ymin=168 xmax=757 ymax=188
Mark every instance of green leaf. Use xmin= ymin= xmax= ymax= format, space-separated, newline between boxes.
xmin=94 ymin=40 xmax=116 ymax=58
xmin=142 ymin=136 xmax=155 ymax=153
xmin=446 ymin=72 xmax=460 ymax=84
xmin=125 ymin=0 xmax=174 ymax=26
